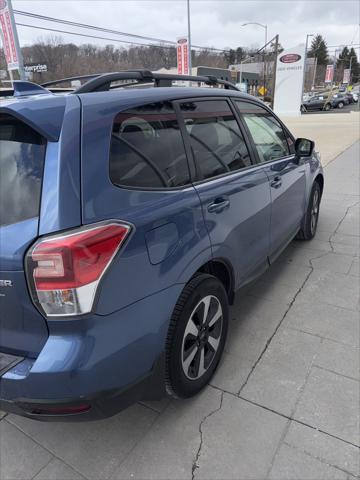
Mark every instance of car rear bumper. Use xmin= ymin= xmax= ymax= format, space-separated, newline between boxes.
xmin=0 ymin=284 xmax=182 ymax=421
xmin=0 ymin=353 xmax=165 ymax=421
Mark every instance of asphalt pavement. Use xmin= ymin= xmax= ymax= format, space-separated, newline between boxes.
xmin=0 ymin=141 xmax=359 ymax=480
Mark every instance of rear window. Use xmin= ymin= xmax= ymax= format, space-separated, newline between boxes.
xmin=0 ymin=115 xmax=46 ymax=227
xmin=109 ymin=102 xmax=190 ymax=189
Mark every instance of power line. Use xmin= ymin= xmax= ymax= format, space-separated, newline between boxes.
xmin=16 ymin=23 xmax=177 ymax=49
xmin=13 ymin=9 xmax=360 ymax=56
xmin=14 ymin=10 xmax=177 ymax=45
xmin=14 ymin=9 xmax=228 ymax=53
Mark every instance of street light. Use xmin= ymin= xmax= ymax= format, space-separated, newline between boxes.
xmin=242 ymin=22 xmax=267 ymax=47
xmin=242 ymin=22 xmax=268 ymax=99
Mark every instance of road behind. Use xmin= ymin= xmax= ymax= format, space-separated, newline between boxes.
xmin=0 ymin=141 xmax=359 ymax=480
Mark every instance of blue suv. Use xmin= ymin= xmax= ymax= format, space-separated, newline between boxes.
xmin=0 ymin=72 xmax=323 ymax=420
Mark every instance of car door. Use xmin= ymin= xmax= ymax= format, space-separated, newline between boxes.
xmin=176 ymin=98 xmax=271 ymax=289
xmin=305 ymin=97 xmax=316 ymax=110
xmin=309 ymin=96 xmax=323 ymax=110
xmin=234 ymin=100 xmax=307 ymax=262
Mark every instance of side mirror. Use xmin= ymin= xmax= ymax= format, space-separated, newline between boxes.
xmin=295 ymin=138 xmax=314 ymax=157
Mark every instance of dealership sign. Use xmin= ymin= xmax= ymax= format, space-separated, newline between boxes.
xmin=273 ymin=44 xmax=306 ymax=117
xmin=342 ymin=68 xmax=350 ymax=84
xmin=325 ymin=64 xmax=334 ymax=83
xmin=0 ymin=0 xmax=22 ymax=71
xmin=279 ymin=54 xmax=302 ymax=64
xmin=24 ymin=64 xmax=48 ymax=73
xmin=177 ymin=37 xmax=189 ymax=75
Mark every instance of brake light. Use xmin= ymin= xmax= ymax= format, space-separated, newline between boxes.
xmin=26 ymin=221 xmax=131 ymax=317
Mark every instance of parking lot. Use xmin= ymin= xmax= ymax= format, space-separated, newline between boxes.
xmin=0 ymin=114 xmax=359 ymax=480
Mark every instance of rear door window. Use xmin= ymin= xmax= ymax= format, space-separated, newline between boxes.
xmin=179 ymin=99 xmax=252 ymax=181
xmin=0 ymin=115 xmax=46 ymax=227
xmin=109 ymin=102 xmax=190 ymax=189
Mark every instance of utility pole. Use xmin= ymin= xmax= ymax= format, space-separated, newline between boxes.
xmin=270 ymin=34 xmax=279 ymax=109
xmin=311 ymin=57 xmax=318 ymax=90
xmin=263 ymin=25 xmax=267 ymax=100
xmin=333 ymin=48 xmax=341 ymax=87
xmin=0 ymin=0 xmax=25 ymax=81
xmin=349 ymin=55 xmax=356 ymax=83
xmin=301 ymin=34 xmax=314 ymax=98
xmin=187 ymin=0 xmax=192 ymax=74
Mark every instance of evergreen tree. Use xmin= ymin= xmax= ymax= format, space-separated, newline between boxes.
xmin=235 ymin=47 xmax=245 ymax=63
xmin=337 ymin=46 xmax=350 ymax=68
xmin=349 ymin=47 xmax=359 ymax=83
xmin=224 ymin=49 xmax=236 ymax=65
xmin=308 ymin=34 xmax=329 ymax=65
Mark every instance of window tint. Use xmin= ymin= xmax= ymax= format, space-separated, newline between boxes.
xmin=235 ymin=101 xmax=290 ymax=163
xmin=110 ymin=102 xmax=190 ymax=189
xmin=0 ymin=115 xmax=46 ymax=227
xmin=180 ymin=100 xmax=251 ymax=180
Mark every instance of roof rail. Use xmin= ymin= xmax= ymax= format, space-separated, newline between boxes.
xmin=0 ymin=70 xmax=238 ymax=98
xmin=73 ymin=70 xmax=238 ymax=93
xmin=41 ymin=74 xmax=100 ymax=87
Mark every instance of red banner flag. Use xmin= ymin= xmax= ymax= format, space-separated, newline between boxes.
xmin=0 ymin=0 xmax=22 ymax=71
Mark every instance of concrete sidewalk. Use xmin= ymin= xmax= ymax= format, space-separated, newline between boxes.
xmin=1 ymin=142 xmax=359 ymax=480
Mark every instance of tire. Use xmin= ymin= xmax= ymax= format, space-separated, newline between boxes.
xmin=165 ymin=274 xmax=229 ymax=398
xmin=301 ymin=105 xmax=307 ymax=113
xmin=337 ymin=102 xmax=344 ymax=109
xmin=324 ymin=103 xmax=331 ymax=111
xmin=296 ymin=181 xmax=321 ymax=240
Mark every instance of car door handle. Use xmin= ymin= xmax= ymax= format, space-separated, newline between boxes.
xmin=270 ymin=176 xmax=282 ymax=189
xmin=207 ymin=197 xmax=230 ymax=214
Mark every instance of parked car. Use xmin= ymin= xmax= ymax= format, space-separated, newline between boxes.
xmin=332 ymin=93 xmax=350 ymax=106
xmin=0 ymin=73 xmax=323 ymax=420
xmin=301 ymin=93 xmax=347 ymax=111
xmin=342 ymin=92 xmax=356 ymax=104
xmin=351 ymin=91 xmax=359 ymax=102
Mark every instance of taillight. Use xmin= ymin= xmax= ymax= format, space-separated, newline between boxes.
xmin=26 ymin=221 xmax=131 ymax=317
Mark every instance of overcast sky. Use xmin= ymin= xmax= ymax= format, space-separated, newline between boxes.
xmin=12 ymin=0 xmax=360 ymax=55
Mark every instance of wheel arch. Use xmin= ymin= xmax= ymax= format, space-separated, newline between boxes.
xmin=314 ymin=173 xmax=324 ymax=197
xmin=195 ymin=258 xmax=235 ymax=305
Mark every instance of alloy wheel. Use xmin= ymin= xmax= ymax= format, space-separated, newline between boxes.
xmin=181 ymin=295 xmax=223 ymax=380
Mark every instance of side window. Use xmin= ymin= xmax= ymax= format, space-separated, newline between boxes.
xmin=235 ymin=101 xmax=290 ymax=163
xmin=110 ymin=102 xmax=190 ymax=189
xmin=179 ymin=100 xmax=252 ymax=181
xmin=0 ymin=115 xmax=46 ymax=227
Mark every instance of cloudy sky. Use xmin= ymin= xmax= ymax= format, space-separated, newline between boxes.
xmin=12 ymin=0 xmax=360 ymax=55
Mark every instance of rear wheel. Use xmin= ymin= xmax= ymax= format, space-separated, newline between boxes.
xmin=337 ymin=102 xmax=344 ymax=109
xmin=301 ymin=105 xmax=307 ymax=113
xmin=324 ymin=103 xmax=331 ymax=111
xmin=296 ymin=182 xmax=321 ymax=240
xmin=165 ymin=274 xmax=228 ymax=398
